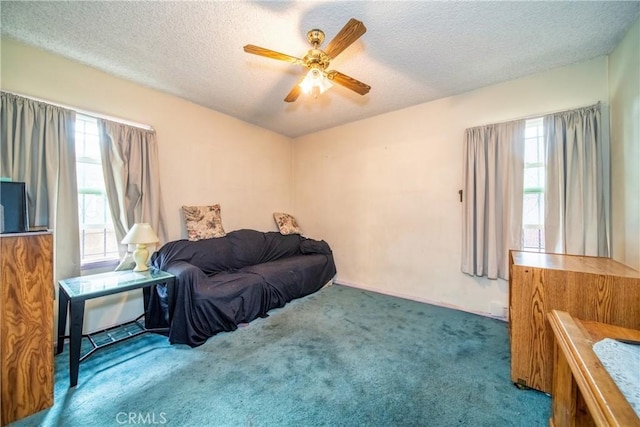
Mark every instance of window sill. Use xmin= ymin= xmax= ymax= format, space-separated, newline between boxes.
xmin=81 ymin=259 xmax=119 ymax=274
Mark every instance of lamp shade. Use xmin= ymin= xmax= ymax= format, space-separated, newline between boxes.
xmin=121 ymin=223 xmax=159 ymax=245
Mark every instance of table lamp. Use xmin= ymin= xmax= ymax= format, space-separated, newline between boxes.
xmin=121 ymin=223 xmax=159 ymax=271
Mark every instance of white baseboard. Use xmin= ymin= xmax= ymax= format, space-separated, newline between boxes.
xmin=333 ymin=279 xmax=508 ymax=322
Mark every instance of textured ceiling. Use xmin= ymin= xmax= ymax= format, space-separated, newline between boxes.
xmin=1 ymin=1 xmax=639 ymax=138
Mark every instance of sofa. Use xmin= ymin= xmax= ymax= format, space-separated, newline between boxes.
xmin=146 ymin=229 xmax=336 ymax=347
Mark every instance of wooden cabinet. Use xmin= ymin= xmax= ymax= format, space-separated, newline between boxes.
xmin=509 ymin=250 xmax=640 ymax=394
xmin=1 ymin=231 xmax=54 ymax=426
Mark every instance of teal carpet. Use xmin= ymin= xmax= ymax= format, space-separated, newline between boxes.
xmin=12 ymin=285 xmax=549 ymax=426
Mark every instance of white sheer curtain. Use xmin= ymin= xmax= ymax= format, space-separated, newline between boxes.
xmin=461 ymin=120 xmax=526 ymax=280
xmin=97 ymin=119 xmax=167 ymax=257
xmin=0 ymin=92 xmax=80 ymax=281
xmin=544 ymin=104 xmax=609 ymax=256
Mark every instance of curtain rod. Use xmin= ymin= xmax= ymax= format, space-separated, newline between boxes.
xmin=480 ymin=101 xmax=603 ymax=127
xmin=1 ymin=90 xmax=155 ymax=131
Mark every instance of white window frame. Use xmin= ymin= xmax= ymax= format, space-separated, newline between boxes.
xmin=75 ymin=114 xmax=119 ymax=269
xmin=522 ymin=117 xmax=545 ymax=252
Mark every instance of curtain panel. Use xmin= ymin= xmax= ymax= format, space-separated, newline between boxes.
xmin=544 ymin=103 xmax=610 ymax=256
xmin=461 ymin=120 xmax=525 ymax=280
xmin=97 ymin=119 xmax=167 ymax=257
xmin=0 ymin=92 xmax=80 ymax=281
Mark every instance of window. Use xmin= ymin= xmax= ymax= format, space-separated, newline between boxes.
xmin=522 ymin=117 xmax=545 ymax=251
xmin=75 ymin=115 xmax=119 ymax=266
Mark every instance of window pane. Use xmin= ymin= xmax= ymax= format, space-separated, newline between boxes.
xmin=522 ymin=228 xmax=545 ymax=251
xmin=76 ymin=162 xmax=105 ymax=190
xmin=525 ymin=125 xmax=538 ymax=139
xmin=81 ymin=228 xmax=119 ymax=262
xmin=524 ymin=139 xmax=539 ymax=163
xmin=524 ymin=166 xmax=545 ymax=190
xmin=75 ymin=133 xmax=101 ymax=159
xmin=523 ymin=193 xmax=544 ymax=226
xmin=78 ymin=193 xmax=110 ymax=226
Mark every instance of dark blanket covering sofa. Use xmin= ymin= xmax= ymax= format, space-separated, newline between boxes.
xmin=146 ymin=229 xmax=336 ymax=347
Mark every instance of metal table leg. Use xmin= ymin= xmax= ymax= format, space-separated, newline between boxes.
xmin=56 ymin=287 xmax=69 ymax=355
xmin=68 ymin=299 xmax=86 ymax=387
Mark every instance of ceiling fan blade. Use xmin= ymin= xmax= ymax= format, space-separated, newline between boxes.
xmin=284 ymin=77 xmax=304 ymax=102
xmin=327 ymin=71 xmax=371 ymax=95
xmin=324 ymin=18 xmax=367 ymax=59
xmin=243 ymin=44 xmax=305 ymax=66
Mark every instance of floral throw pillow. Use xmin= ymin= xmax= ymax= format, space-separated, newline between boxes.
xmin=273 ymin=212 xmax=301 ymax=235
xmin=182 ymin=204 xmax=226 ymax=241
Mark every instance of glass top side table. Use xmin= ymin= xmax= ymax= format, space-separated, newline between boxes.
xmin=56 ymin=268 xmax=175 ymax=387
xmin=59 ymin=268 xmax=174 ymax=300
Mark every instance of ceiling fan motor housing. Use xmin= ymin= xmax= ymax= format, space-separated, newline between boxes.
xmin=303 ymin=49 xmax=330 ymax=70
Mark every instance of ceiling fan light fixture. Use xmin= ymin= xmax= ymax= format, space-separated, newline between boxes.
xmin=299 ymin=68 xmax=333 ymax=96
xmin=317 ymin=74 xmax=333 ymax=94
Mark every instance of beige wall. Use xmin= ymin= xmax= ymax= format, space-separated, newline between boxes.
xmin=609 ymin=17 xmax=640 ymax=270
xmin=293 ymin=57 xmax=609 ymax=318
xmin=1 ymin=38 xmax=294 ymax=332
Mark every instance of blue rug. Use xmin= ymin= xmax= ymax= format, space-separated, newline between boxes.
xmin=11 ymin=285 xmax=549 ymax=426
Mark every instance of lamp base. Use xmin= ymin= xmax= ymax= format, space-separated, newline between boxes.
xmin=132 ymin=244 xmax=150 ymax=272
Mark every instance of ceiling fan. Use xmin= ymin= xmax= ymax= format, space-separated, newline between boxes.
xmin=243 ymin=18 xmax=371 ymax=102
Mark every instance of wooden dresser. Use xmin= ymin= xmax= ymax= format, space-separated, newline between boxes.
xmin=509 ymin=250 xmax=640 ymax=394
xmin=1 ymin=231 xmax=54 ymax=426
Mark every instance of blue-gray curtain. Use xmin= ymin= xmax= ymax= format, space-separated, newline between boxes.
xmin=462 ymin=120 xmax=526 ymax=280
xmin=0 ymin=92 xmax=80 ymax=280
xmin=97 ymin=119 xmax=167 ymax=257
xmin=544 ymin=103 xmax=610 ymax=256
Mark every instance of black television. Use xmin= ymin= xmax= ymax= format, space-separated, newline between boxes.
xmin=0 ymin=181 xmax=29 ymax=233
